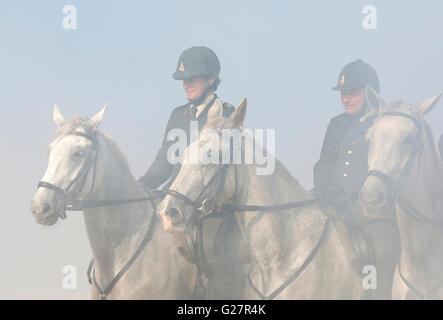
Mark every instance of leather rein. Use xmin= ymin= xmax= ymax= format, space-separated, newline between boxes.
xmin=36 ymin=130 xmax=322 ymax=300
xmin=37 ymin=131 xmax=165 ymax=299
xmin=163 ymin=137 xmax=327 ymax=300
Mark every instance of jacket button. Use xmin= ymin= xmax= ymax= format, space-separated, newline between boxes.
xmin=347 ymin=150 xmax=352 ymax=154
xmin=343 ymin=173 xmax=348 ymax=177
xmin=345 ymin=161 xmax=350 ymax=166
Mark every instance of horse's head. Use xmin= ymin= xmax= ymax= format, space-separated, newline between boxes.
xmin=30 ymin=104 xmax=107 ymax=225
xmin=359 ymin=85 xmax=442 ymax=218
xmin=158 ymin=98 xmax=247 ymax=234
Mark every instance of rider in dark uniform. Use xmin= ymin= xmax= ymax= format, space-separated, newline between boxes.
xmin=313 ymin=59 xmax=399 ymax=299
xmin=139 ymin=46 xmax=244 ymax=298
xmin=313 ymin=59 xmax=378 ymax=207
xmin=139 ymin=46 xmax=234 ymax=190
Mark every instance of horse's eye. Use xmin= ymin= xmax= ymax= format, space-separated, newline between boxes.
xmin=73 ymin=151 xmax=85 ymax=158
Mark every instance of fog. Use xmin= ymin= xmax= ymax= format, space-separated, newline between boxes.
xmin=1 ymin=0 xmax=442 ymax=299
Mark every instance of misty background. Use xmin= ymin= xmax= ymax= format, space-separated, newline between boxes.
xmin=0 ymin=0 xmax=442 ymax=298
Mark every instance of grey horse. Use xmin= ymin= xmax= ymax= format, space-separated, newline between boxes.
xmin=360 ymin=86 xmax=443 ymax=299
xmin=157 ymin=98 xmax=366 ymax=299
xmin=439 ymin=133 xmax=443 ymax=160
xmin=31 ymin=105 xmax=198 ymax=299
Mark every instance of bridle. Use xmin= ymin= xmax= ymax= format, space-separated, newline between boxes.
xmin=163 ymin=132 xmax=326 ymax=300
xmin=164 ymin=161 xmax=233 ymax=289
xmin=366 ymin=112 xmax=423 ymax=199
xmin=366 ymin=111 xmax=443 ymax=299
xmin=365 ymin=111 xmax=443 ymax=226
xmin=36 ymin=130 xmax=164 ymax=300
xmin=166 ymin=164 xmax=231 ymax=219
xmin=37 ymin=132 xmax=99 ymax=219
xmin=164 ymin=131 xmax=239 ymax=222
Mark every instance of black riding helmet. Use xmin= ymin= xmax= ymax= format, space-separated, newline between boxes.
xmin=172 ymin=46 xmax=220 ymax=80
xmin=332 ymin=59 xmax=380 ymax=93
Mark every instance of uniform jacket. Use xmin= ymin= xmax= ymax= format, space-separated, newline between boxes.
xmin=139 ymin=94 xmax=235 ymax=190
xmin=313 ymin=110 xmax=375 ymax=204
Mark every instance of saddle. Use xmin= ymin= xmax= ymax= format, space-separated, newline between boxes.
xmin=175 ymin=211 xmax=250 ymax=299
xmin=345 ymin=220 xmax=375 ymax=274
xmin=325 ymin=201 xmax=397 ymax=276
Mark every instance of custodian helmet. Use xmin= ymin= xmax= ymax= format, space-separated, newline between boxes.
xmin=172 ymin=46 xmax=221 ymax=80
xmin=332 ymin=59 xmax=380 ymax=93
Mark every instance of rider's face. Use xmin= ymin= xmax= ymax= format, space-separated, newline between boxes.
xmin=341 ymin=88 xmax=366 ymax=115
xmin=183 ymin=76 xmax=215 ymax=102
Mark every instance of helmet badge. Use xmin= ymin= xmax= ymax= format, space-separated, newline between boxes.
xmin=340 ymin=74 xmax=345 ymax=85
xmin=179 ymin=62 xmax=185 ymax=72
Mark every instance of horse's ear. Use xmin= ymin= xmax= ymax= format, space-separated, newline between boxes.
xmin=207 ymin=99 xmax=224 ymax=119
xmin=53 ymin=104 xmax=65 ymax=128
xmin=365 ymin=84 xmax=385 ymax=113
xmin=417 ymin=91 xmax=442 ymax=116
xmin=230 ymin=98 xmax=247 ymax=128
xmin=87 ymin=103 xmax=108 ymax=131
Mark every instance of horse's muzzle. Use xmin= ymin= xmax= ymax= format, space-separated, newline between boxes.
xmin=159 ymin=206 xmax=186 ymax=234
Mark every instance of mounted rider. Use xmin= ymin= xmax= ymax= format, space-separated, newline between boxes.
xmin=313 ymin=59 xmax=379 ymax=207
xmin=139 ymin=46 xmax=244 ymax=298
xmin=312 ymin=59 xmax=400 ymax=299
xmin=139 ymin=46 xmax=235 ymax=190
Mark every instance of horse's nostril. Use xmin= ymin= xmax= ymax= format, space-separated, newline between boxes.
xmin=376 ymin=192 xmax=385 ymax=205
xmin=165 ymin=207 xmax=182 ymax=220
xmin=32 ymin=203 xmax=52 ymax=216
xmin=40 ymin=203 xmax=52 ymax=215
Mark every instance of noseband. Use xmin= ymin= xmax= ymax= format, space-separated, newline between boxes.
xmin=163 ymin=146 xmax=323 ymax=300
xmin=37 ymin=132 xmax=98 ymax=219
xmin=165 ymin=132 xmax=237 ymax=221
xmin=165 ymin=163 xmax=231 ymax=223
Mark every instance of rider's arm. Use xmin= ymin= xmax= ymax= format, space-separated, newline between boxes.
xmin=313 ymin=116 xmax=342 ymax=201
xmin=138 ymin=110 xmax=177 ymax=189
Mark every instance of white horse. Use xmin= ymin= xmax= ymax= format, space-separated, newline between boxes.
xmin=360 ymin=87 xmax=443 ymax=299
xmin=31 ymin=105 xmax=198 ymax=299
xmin=157 ymin=98 xmax=365 ymax=299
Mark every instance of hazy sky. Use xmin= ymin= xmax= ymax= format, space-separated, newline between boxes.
xmin=1 ymin=0 xmax=442 ymax=298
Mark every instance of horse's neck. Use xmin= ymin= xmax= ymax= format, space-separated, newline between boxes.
xmin=402 ymin=124 xmax=443 ymax=222
xmin=237 ymin=160 xmax=309 ymax=205
xmin=399 ymin=124 xmax=443 ymax=275
xmin=82 ymin=133 xmax=152 ymax=278
xmin=235 ymin=160 xmax=312 ymax=264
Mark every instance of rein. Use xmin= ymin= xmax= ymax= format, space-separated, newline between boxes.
xmin=164 ymin=160 xmax=326 ymax=300
xmin=38 ymin=131 xmax=165 ymax=213
xmin=90 ymin=206 xmax=157 ymax=300
xmin=66 ymin=189 xmax=165 ymax=211
xmin=397 ymin=257 xmax=443 ymax=300
xmin=38 ymin=132 xmax=99 ymax=219
xmin=37 ymin=131 xmax=171 ymax=299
